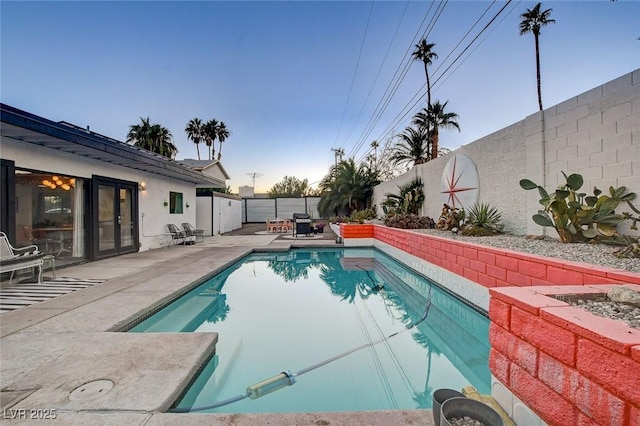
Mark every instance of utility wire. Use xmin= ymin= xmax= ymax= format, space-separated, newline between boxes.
xmin=356 ymin=0 xmax=515 ymax=163
xmin=346 ymin=1 xmax=445 ymax=160
xmin=334 ymin=1 xmax=375 ymax=145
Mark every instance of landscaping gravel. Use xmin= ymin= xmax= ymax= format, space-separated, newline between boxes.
xmin=415 ymin=230 xmax=640 ymax=273
xmin=415 ymin=229 xmax=640 ymax=329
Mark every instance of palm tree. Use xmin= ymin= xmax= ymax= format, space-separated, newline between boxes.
xmin=413 ymin=100 xmax=460 ymax=159
xmin=519 ymin=2 xmax=555 ymax=111
xmin=216 ymin=121 xmax=230 ymax=160
xmin=185 ymin=118 xmax=204 ymax=160
xmin=318 ymin=158 xmax=381 ymax=217
xmin=203 ymin=118 xmax=218 ymax=160
xmin=390 ymin=126 xmax=430 ymax=167
xmin=412 ymin=38 xmax=438 ymax=107
xmin=127 ymin=117 xmax=153 ymax=151
xmin=127 ymin=117 xmax=177 ymax=159
xmin=149 ymin=124 xmax=177 ymax=159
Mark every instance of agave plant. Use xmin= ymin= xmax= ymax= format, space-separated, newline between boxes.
xmin=461 ymin=202 xmax=503 ymax=236
xmin=520 ymin=171 xmax=636 ymax=243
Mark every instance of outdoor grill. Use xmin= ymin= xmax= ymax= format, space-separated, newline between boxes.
xmin=292 ymin=213 xmax=311 ymax=236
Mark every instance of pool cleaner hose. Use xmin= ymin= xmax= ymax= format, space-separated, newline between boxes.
xmin=171 ymin=289 xmax=432 ymax=413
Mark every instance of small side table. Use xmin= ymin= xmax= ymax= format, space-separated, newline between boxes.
xmin=42 ymin=254 xmax=56 ymax=280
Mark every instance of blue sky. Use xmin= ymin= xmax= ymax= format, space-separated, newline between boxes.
xmin=2 ymin=1 xmax=638 ymax=192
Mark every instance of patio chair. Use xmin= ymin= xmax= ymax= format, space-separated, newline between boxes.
xmin=167 ymin=224 xmax=187 ymax=246
xmin=280 ymin=219 xmax=292 ymax=233
xmin=182 ymin=223 xmax=204 ymax=243
xmin=0 ymin=231 xmax=45 ymax=284
xmin=266 ymin=219 xmax=278 ymax=233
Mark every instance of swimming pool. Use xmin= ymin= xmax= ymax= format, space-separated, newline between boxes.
xmin=130 ymin=248 xmax=490 ymax=413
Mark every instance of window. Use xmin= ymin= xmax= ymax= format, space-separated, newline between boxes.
xmin=170 ymin=191 xmax=183 ymax=214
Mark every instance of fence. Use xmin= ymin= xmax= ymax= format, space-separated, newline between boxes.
xmin=241 ymin=197 xmax=322 ymax=223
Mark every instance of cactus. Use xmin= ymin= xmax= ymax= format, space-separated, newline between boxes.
xmin=520 ymin=171 xmax=636 ymax=243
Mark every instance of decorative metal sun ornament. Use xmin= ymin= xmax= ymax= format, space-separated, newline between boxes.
xmin=440 ymin=154 xmax=480 ymax=209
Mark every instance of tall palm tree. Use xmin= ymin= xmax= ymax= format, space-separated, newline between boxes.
xmin=185 ymin=118 xmax=204 ymax=160
xmin=412 ymin=38 xmax=438 ymax=107
xmin=127 ymin=117 xmax=177 ymax=159
xmin=390 ymin=126 xmax=430 ymax=167
xmin=519 ymin=2 xmax=555 ymax=111
xmin=413 ymin=100 xmax=460 ymax=159
xmin=216 ymin=121 xmax=230 ymax=160
xmin=149 ymin=124 xmax=177 ymax=159
xmin=203 ymin=118 xmax=218 ymax=160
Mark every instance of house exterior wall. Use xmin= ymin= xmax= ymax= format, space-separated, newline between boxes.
xmin=373 ymin=68 xmax=640 ymax=238
xmin=2 ymin=136 xmax=197 ymax=251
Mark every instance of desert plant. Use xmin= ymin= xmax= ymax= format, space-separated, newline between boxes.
xmin=382 ymin=178 xmax=425 ymax=216
xmin=520 ymin=171 xmax=636 ymax=243
xmin=349 ymin=208 xmax=377 ymax=224
xmin=461 ymin=202 xmax=504 ymax=236
xmin=384 ymin=213 xmax=435 ymax=229
xmin=436 ymin=204 xmax=465 ymax=231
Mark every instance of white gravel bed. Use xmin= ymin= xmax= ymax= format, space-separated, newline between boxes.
xmin=413 ymin=229 xmax=640 ymax=273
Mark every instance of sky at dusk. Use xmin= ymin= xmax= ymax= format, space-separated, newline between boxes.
xmin=2 ymin=1 xmax=638 ymax=193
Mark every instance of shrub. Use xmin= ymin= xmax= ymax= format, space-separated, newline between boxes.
xmin=384 ymin=213 xmax=435 ymax=229
xmin=349 ymin=208 xmax=377 ymax=224
xmin=381 ymin=178 xmax=425 ymax=216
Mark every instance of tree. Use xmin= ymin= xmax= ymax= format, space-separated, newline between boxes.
xmin=412 ymin=38 xmax=438 ymax=107
xmin=216 ymin=121 xmax=230 ymax=160
xmin=389 ymin=126 xmax=431 ymax=167
xmin=267 ymin=176 xmax=311 ymax=198
xmin=203 ymin=118 xmax=218 ymax=160
xmin=519 ymin=2 xmax=555 ymax=111
xmin=413 ymin=100 xmax=460 ymax=160
xmin=127 ymin=117 xmax=177 ymax=159
xmin=185 ymin=118 xmax=204 ymax=160
xmin=318 ymin=158 xmax=381 ymax=217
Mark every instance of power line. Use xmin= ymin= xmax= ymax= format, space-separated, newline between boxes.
xmin=346 ymin=1 xmax=447 ymax=160
xmin=334 ymin=1 xmax=375 ymax=145
xmin=354 ymin=0 xmax=515 ymax=164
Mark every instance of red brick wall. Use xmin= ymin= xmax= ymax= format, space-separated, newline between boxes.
xmin=341 ymin=224 xmax=640 ymax=425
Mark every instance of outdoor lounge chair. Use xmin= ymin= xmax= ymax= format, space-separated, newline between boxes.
xmin=0 ymin=231 xmax=45 ymax=284
xmin=182 ymin=223 xmax=204 ymax=243
xmin=167 ymin=224 xmax=187 ymax=246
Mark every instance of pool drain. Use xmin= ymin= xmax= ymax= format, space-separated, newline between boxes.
xmin=69 ymin=379 xmax=114 ymax=401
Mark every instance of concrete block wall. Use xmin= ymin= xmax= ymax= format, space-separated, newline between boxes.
xmin=490 ymin=285 xmax=640 ymax=426
xmin=525 ymin=68 xmax=640 ymax=236
xmin=373 ymin=69 xmax=640 ymax=238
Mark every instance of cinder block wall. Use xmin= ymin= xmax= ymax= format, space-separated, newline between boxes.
xmin=373 ymin=68 xmax=640 ymax=238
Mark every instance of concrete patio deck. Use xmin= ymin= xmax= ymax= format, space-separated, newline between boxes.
xmin=0 ymin=234 xmax=435 ymax=425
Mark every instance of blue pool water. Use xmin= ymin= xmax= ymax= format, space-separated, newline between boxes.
xmin=131 ymin=248 xmax=490 ymax=413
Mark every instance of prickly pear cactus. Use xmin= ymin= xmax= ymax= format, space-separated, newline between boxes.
xmin=520 ymin=171 xmax=635 ymax=243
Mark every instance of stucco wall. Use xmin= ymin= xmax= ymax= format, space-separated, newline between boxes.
xmin=374 ymin=68 xmax=640 ymax=237
xmin=2 ymin=136 xmax=197 ymax=251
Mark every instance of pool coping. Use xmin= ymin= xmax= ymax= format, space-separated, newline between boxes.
xmin=1 ymin=237 xmax=438 ymax=425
